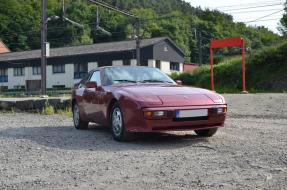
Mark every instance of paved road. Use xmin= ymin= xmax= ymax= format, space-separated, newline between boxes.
xmin=0 ymin=94 xmax=286 ymax=190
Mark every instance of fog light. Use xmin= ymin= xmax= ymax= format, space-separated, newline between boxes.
xmin=153 ymin=111 xmax=165 ymax=117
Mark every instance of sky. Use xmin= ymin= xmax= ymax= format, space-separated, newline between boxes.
xmin=186 ymin=0 xmax=285 ymax=34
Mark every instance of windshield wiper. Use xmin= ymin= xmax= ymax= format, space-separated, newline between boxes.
xmin=114 ymin=79 xmax=137 ymax=83
xmin=138 ymin=80 xmax=173 ymax=83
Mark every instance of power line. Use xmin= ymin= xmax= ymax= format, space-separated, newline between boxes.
xmin=220 ymin=3 xmax=284 ymax=12
xmin=214 ymin=0 xmax=284 ymax=9
xmin=245 ymin=17 xmax=283 ymax=23
xmin=228 ymin=8 xmax=283 ymax=14
xmin=245 ymin=9 xmax=284 ymax=23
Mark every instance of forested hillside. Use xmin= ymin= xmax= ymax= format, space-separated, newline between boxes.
xmin=0 ymin=0 xmax=283 ymax=63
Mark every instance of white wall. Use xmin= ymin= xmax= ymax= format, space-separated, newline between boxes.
xmin=1 ymin=67 xmax=42 ymax=89
xmin=130 ymin=59 xmax=137 ymax=66
xmin=88 ymin=62 xmax=98 ymax=72
xmin=7 ymin=68 xmax=25 ymax=89
xmin=112 ymin=60 xmax=123 ymax=66
xmin=161 ymin=61 xmax=171 ymax=74
xmin=148 ymin=60 xmax=156 ymax=67
xmin=46 ymin=64 xmax=74 ymax=89
xmin=179 ymin=63 xmax=183 ymax=72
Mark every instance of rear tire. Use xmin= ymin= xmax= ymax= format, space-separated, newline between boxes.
xmin=73 ymin=104 xmax=89 ymax=130
xmin=110 ymin=102 xmax=132 ymax=141
xmin=195 ymin=128 xmax=218 ymax=137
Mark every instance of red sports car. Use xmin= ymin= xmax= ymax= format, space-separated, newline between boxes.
xmin=72 ymin=66 xmax=227 ymax=141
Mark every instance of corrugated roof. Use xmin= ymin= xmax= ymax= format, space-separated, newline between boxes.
xmin=0 ymin=37 xmax=183 ymax=62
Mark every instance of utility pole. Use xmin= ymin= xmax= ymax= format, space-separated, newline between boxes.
xmin=41 ymin=0 xmax=47 ymax=95
xmin=198 ymin=31 xmax=203 ymax=64
xmin=135 ymin=19 xmax=141 ymax=66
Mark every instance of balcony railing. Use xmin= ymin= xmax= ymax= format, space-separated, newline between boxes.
xmin=74 ymin=72 xmax=87 ymax=79
xmin=0 ymin=76 xmax=8 ymax=83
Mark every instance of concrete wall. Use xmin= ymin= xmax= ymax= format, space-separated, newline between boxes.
xmin=130 ymin=59 xmax=137 ymax=66
xmin=6 ymin=67 xmax=42 ymax=89
xmin=88 ymin=62 xmax=98 ymax=71
xmin=161 ymin=61 xmax=171 ymax=74
xmin=46 ymin=64 xmax=74 ymax=89
xmin=112 ymin=60 xmax=123 ymax=66
xmin=148 ymin=60 xmax=156 ymax=67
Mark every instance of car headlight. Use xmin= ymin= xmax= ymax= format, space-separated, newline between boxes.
xmin=216 ymin=107 xmax=227 ymax=114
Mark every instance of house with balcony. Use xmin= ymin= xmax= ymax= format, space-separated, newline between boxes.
xmin=0 ymin=37 xmax=185 ymax=91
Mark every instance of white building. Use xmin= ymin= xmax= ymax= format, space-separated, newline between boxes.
xmin=0 ymin=37 xmax=184 ymax=91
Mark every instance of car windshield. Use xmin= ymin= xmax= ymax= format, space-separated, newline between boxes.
xmin=103 ymin=66 xmax=175 ymax=85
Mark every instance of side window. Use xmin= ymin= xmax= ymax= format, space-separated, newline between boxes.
xmin=78 ymin=73 xmax=90 ymax=88
xmin=90 ymin=71 xmax=101 ymax=86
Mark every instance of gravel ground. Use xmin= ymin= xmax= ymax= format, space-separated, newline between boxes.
xmin=0 ymin=94 xmax=286 ymax=190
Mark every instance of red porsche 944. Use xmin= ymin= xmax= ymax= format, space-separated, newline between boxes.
xmin=72 ymin=66 xmax=227 ymax=141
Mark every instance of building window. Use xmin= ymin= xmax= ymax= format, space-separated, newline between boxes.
xmin=53 ymin=64 xmax=65 ymax=74
xmin=123 ymin=60 xmax=131 ymax=66
xmin=0 ymin=68 xmax=8 ymax=83
xmin=156 ymin=60 xmax=161 ymax=69
xmin=14 ymin=67 xmax=25 ymax=76
xmin=33 ymin=66 xmax=41 ymax=75
xmin=170 ymin=62 xmax=180 ymax=71
xmin=74 ymin=63 xmax=88 ymax=79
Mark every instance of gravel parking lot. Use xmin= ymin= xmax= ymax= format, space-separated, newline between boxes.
xmin=0 ymin=94 xmax=286 ymax=190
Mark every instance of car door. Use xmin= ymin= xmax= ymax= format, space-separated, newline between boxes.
xmin=82 ymin=70 xmax=102 ymax=123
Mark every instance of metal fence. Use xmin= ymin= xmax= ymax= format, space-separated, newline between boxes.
xmin=0 ymin=89 xmax=72 ymax=98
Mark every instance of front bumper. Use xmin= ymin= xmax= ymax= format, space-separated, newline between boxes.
xmin=125 ymin=105 xmax=227 ymax=132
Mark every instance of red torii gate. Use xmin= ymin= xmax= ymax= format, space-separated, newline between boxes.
xmin=210 ymin=37 xmax=247 ymax=92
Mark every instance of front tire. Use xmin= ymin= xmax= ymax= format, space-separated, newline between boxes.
xmin=195 ymin=128 xmax=218 ymax=137
xmin=73 ymin=104 xmax=89 ymax=130
xmin=110 ymin=103 xmax=132 ymax=141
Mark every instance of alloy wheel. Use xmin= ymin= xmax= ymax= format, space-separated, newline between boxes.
xmin=112 ymin=107 xmax=123 ymax=137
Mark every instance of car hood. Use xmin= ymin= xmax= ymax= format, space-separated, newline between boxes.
xmin=113 ymin=84 xmax=225 ymax=107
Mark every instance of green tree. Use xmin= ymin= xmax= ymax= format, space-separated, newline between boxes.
xmin=280 ymin=1 xmax=287 ymax=35
xmin=0 ymin=0 xmax=282 ymax=62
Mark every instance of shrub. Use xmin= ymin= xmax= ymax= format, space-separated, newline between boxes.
xmin=42 ymin=101 xmax=55 ymax=115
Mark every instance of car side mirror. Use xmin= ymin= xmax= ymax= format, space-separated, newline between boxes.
xmin=176 ymin=80 xmax=182 ymax=85
xmin=86 ymin=81 xmax=97 ymax=88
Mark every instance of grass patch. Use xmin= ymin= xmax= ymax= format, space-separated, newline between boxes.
xmin=41 ymin=100 xmax=72 ymax=117
xmin=56 ymin=107 xmax=73 ymax=118
xmin=42 ymin=101 xmax=55 ymax=115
